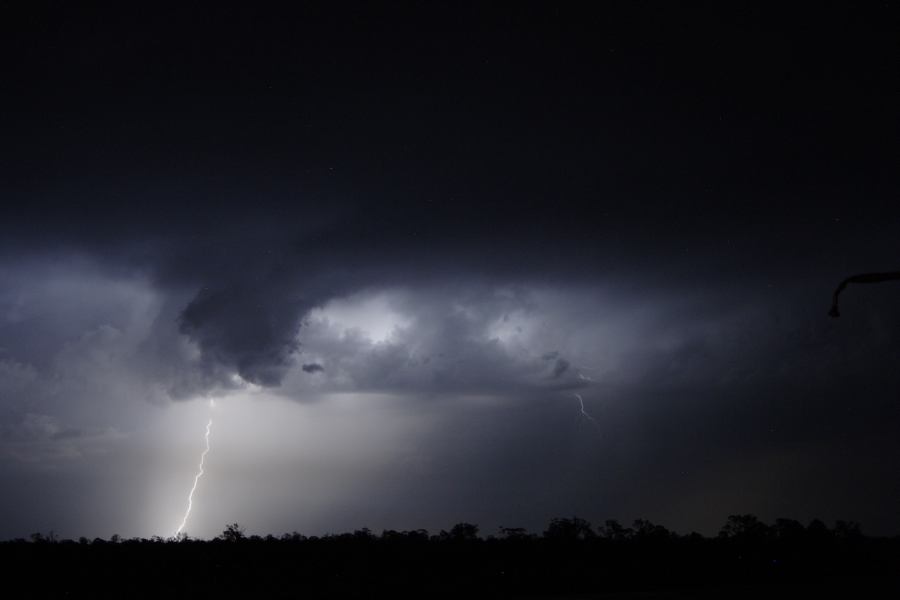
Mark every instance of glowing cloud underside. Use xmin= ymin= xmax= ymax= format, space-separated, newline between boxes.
xmin=174 ymin=416 xmax=213 ymax=536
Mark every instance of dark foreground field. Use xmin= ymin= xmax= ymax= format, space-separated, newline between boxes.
xmin=5 ymin=517 xmax=898 ymax=598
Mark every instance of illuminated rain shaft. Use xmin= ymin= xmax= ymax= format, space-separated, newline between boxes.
xmin=174 ymin=413 xmax=213 ymax=537
xmin=573 ymin=393 xmax=600 ymax=429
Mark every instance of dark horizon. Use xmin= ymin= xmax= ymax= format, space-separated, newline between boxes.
xmin=1 ymin=2 xmax=898 ymax=541
xmin=8 ymin=514 xmax=899 ymax=598
xmin=11 ymin=513 xmax=887 ymax=544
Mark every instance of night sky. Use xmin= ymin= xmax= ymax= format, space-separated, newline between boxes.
xmin=1 ymin=3 xmax=898 ymax=540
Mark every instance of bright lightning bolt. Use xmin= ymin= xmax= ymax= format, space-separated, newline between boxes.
xmin=174 ymin=405 xmax=214 ymax=537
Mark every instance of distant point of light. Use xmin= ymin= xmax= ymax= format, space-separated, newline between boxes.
xmin=174 ymin=416 xmax=213 ymax=537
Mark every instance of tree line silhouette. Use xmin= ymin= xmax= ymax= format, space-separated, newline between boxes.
xmin=6 ymin=515 xmax=898 ymax=597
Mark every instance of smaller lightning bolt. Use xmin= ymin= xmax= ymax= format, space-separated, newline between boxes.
xmin=174 ymin=404 xmax=214 ymax=537
xmin=573 ymin=393 xmax=600 ymax=430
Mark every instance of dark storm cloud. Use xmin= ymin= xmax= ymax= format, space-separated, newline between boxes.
xmin=179 ymin=284 xmax=305 ymax=386
xmin=302 ymin=363 xmax=324 ymax=374
xmin=551 ymin=359 xmax=570 ymax=379
xmin=2 ymin=2 xmax=894 ymax=397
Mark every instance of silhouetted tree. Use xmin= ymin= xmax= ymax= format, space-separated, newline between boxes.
xmin=833 ymin=520 xmax=862 ymax=539
xmin=221 ymin=522 xmax=246 ymax=542
xmin=632 ymin=519 xmax=671 ymax=542
xmin=772 ymin=518 xmax=806 ymax=541
xmin=597 ymin=519 xmax=633 ymax=541
xmin=404 ymin=529 xmax=430 ymax=542
xmin=719 ymin=514 xmax=769 ymax=541
xmin=498 ymin=527 xmax=532 ymax=541
xmin=30 ymin=531 xmax=57 ymax=544
xmin=806 ymin=519 xmax=830 ymax=540
xmin=543 ymin=517 xmax=595 ymax=541
xmin=440 ymin=522 xmax=479 ymax=542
